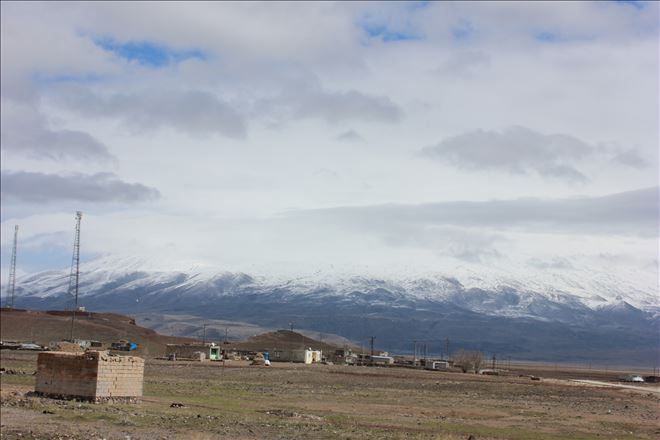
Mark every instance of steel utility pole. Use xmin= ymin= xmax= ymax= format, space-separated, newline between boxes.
xmin=6 ymin=225 xmax=18 ymax=309
xmin=69 ymin=211 xmax=82 ymax=341
xmin=369 ymin=336 xmax=376 ymax=366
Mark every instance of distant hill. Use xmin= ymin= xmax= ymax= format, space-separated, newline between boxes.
xmin=0 ymin=309 xmax=346 ymax=358
xmin=224 ymin=329 xmax=354 ymax=353
xmin=0 ymin=308 xmax=193 ymax=357
xmin=133 ymin=312 xmax=358 ymax=349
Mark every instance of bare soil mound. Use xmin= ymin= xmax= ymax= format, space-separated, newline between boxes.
xmin=0 ymin=308 xmax=192 ymax=357
xmin=224 ymin=329 xmax=346 ymax=352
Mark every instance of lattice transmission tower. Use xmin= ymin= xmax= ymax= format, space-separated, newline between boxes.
xmin=6 ymin=225 xmax=18 ymax=309
xmin=69 ymin=211 xmax=82 ymax=341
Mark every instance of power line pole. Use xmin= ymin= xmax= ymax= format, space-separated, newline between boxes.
xmin=69 ymin=211 xmax=82 ymax=341
xmin=445 ymin=338 xmax=450 ymax=359
xmin=370 ymin=336 xmax=375 ymax=366
xmin=6 ymin=225 xmax=18 ymax=309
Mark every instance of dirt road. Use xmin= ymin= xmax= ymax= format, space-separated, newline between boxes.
xmin=569 ymin=379 xmax=660 ymax=394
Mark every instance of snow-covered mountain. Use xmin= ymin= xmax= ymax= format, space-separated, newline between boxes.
xmin=3 ymin=255 xmax=658 ymax=365
xmin=9 ymin=254 xmax=657 ymax=315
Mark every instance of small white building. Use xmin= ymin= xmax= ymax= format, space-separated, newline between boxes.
xmin=271 ymin=348 xmax=322 ymax=364
xmin=426 ymin=361 xmax=449 ymax=370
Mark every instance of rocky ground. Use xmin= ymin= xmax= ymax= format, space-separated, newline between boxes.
xmin=1 ymin=351 xmax=659 ymax=440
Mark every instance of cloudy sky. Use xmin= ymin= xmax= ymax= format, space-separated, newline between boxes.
xmin=1 ymin=1 xmax=658 ymax=282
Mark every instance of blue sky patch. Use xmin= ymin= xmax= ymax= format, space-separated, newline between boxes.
xmin=0 ymin=243 xmax=98 ymax=276
xmin=535 ymin=31 xmax=561 ymax=43
xmin=31 ymin=72 xmax=105 ymax=86
xmin=534 ymin=31 xmax=596 ymax=44
xmin=94 ymin=38 xmax=206 ymax=67
xmin=452 ymin=19 xmax=476 ymax=41
xmin=360 ymin=22 xmax=420 ymax=42
xmin=613 ymin=0 xmax=646 ymax=9
xmin=406 ymin=1 xmax=430 ymax=11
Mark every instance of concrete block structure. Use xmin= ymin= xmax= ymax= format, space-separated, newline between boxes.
xmin=35 ymin=351 xmax=144 ymax=402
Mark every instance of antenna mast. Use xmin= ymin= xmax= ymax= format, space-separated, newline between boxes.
xmin=6 ymin=225 xmax=18 ymax=309
xmin=69 ymin=211 xmax=82 ymax=341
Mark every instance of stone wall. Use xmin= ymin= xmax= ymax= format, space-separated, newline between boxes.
xmin=35 ymin=351 xmax=99 ymax=398
xmin=96 ymin=352 xmax=144 ymax=398
xmin=35 ymin=351 xmax=144 ymax=401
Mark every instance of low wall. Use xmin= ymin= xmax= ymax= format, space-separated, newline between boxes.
xmin=35 ymin=351 xmax=144 ymax=402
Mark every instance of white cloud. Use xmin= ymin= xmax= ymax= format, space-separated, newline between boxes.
xmin=435 ymin=50 xmax=491 ymax=78
xmin=0 ymin=1 xmax=657 ymax=284
xmin=1 ymin=171 xmax=160 ymax=204
xmin=289 ymin=187 xmax=659 ymax=238
xmin=282 ymin=87 xmax=403 ymax=124
xmin=52 ymin=87 xmax=247 ymax=138
xmin=421 ymin=126 xmax=648 ymax=182
xmin=336 ymin=129 xmax=363 ymax=142
xmin=1 ymin=100 xmax=116 ymax=163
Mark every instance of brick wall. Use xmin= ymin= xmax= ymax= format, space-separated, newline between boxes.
xmin=36 ymin=351 xmax=144 ymax=400
xmin=96 ymin=352 xmax=144 ymax=398
xmin=36 ymin=351 xmax=99 ymax=398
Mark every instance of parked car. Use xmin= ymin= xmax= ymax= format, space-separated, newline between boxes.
xmin=620 ymin=374 xmax=645 ymax=383
xmin=18 ymin=343 xmax=43 ymax=351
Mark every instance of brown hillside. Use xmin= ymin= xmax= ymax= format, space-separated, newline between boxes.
xmin=0 ymin=308 xmax=193 ymax=357
xmin=225 ymin=329 xmax=350 ymax=353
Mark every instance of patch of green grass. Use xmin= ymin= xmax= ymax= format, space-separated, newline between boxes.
xmin=0 ymin=375 xmax=35 ymax=386
xmin=418 ymin=420 xmax=638 ymax=440
xmin=59 ymin=412 xmax=120 ymax=423
xmin=145 ymin=380 xmax=261 ymax=412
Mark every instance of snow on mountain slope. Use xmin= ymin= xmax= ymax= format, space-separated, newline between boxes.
xmin=5 ymin=253 xmax=657 ymax=321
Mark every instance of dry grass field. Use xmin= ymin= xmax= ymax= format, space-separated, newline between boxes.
xmin=1 ymin=350 xmax=659 ymax=440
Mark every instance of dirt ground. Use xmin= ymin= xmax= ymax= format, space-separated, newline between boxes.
xmin=1 ymin=351 xmax=659 ymax=440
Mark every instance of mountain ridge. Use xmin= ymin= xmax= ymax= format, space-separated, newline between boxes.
xmin=2 ymin=255 xmax=658 ymax=365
